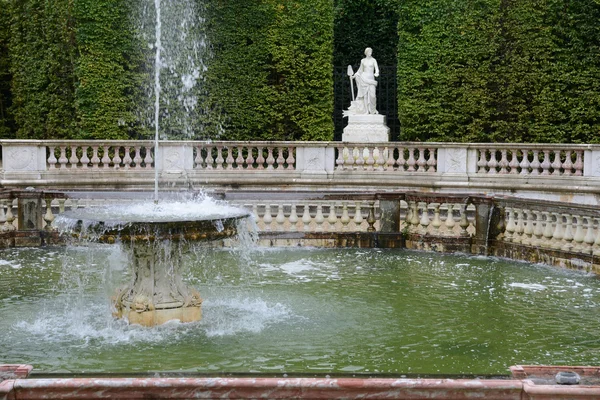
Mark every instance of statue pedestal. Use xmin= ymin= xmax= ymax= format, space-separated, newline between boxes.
xmin=342 ymin=114 xmax=390 ymax=142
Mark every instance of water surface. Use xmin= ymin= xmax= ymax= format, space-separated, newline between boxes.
xmin=1 ymin=246 xmax=599 ymax=375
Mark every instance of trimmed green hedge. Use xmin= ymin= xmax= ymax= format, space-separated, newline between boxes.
xmin=398 ymin=0 xmax=600 ymax=143
xmin=204 ymin=1 xmax=334 ymax=141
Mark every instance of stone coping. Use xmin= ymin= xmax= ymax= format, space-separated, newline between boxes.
xmin=2 ymin=365 xmax=600 ymax=399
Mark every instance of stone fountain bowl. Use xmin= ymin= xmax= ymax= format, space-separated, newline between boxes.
xmin=55 ymin=202 xmax=251 ymax=243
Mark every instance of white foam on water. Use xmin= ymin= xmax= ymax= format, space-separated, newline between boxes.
xmin=508 ymin=283 xmax=547 ymax=291
xmin=201 ymin=296 xmax=292 ymax=337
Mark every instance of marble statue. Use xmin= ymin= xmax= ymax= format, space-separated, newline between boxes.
xmin=347 ymin=47 xmax=379 ymax=115
xmin=342 ymin=47 xmax=389 ymax=142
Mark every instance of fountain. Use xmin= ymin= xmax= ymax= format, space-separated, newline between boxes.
xmin=46 ymin=0 xmax=251 ymax=327
xmin=54 ymin=198 xmax=251 ymax=326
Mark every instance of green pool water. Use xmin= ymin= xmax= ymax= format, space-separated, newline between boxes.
xmin=1 ymin=245 xmax=599 ymax=375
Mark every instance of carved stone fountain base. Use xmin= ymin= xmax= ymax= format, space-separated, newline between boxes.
xmin=113 ymin=305 xmax=202 ymax=326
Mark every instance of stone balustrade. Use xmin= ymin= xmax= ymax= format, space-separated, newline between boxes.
xmin=2 ymin=140 xmax=600 ymax=204
xmin=1 ymin=188 xmax=600 ymax=271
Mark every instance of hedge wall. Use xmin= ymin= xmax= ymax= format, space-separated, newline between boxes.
xmin=1 ymin=0 xmax=334 ymax=141
xmin=398 ymin=0 xmax=600 ymax=143
xmin=204 ymin=0 xmax=334 ymax=141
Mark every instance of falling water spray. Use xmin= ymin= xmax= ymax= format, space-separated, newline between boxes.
xmin=153 ymin=0 xmax=162 ymax=203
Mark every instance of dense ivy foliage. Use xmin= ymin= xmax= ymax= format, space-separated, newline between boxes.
xmin=1 ymin=0 xmax=599 ymax=143
xmin=398 ymin=0 xmax=600 ymax=143
xmin=73 ymin=0 xmax=145 ymax=139
xmin=204 ymin=1 xmax=334 ymax=141
xmin=333 ymin=0 xmax=398 ymax=66
xmin=0 ymin=0 xmax=12 ymax=137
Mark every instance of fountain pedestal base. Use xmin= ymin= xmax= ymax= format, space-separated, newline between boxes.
xmin=113 ymin=305 xmax=201 ymax=326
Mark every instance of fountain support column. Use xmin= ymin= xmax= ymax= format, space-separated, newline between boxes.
xmin=113 ymin=239 xmax=202 ymax=326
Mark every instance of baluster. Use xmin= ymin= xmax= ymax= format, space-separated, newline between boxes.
xmin=487 ymin=150 xmax=498 ymax=175
xmin=266 ymin=147 xmax=275 ymax=170
xmin=540 ymin=150 xmax=551 ymax=175
xmin=122 ymin=146 xmax=132 ymax=169
xmin=477 ymin=149 xmax=488 ymax=173
xmin=235 ymin=146 xmax=245 ymax=170
xmin=459 ymin=204 xmax=469 ymax=237
xmin=521 ymin=210 xmax=534 ymax=246
xmin=354 ymin=202 xmax=364 ymax=231
xmin=409 ymin=201 xmax=420 ymax=228
xmin=551 ymin=151 xmax=562 ymax=176
xmin=367 ymin=204 xmax=376 ymax=232
xmin=445 ymin=203 xmax=456 ymax=235
xmin=572 ymin=215 xmax=586 ymax=252
xmin=375 ymin=146 xmax=386 ymax=171
xmin=256 ymin=146 xmax=265 ymax=170
xmin=574 ymin=151 xmax=583 ymax=176
xmin=513 ymin=208 xmax=524 ymax=244
xmin=144 ymin=146 xmax=154 ymax=169
xmin=562 ymin=150 xmax=574 ymax=176
xmin=532 ymin=210 xmax=544 ymax=247
xmin=58 ymin=146 xmax=68 ymax=169
xmin=275 ymin=147 xmax=285 ymax=170
xmin=69 ymin=146 xmax=80 ymax=169
xmin=416 ymin=147 xmax=427 ymax=172
xmin=58 ymin=198 xmax=66 ymax=214
xmin=529 ymin=151 xmax=540 ymax=175
xmin=302 ymin=204 xmax=312 ymax=232
xmin=263 ymin=204 xmax=273 ymax=232
xmin=5 ymin=200 xmax=15 ymax=231
xmin=48 ymin=146 xmax=58 ymax=169
xmin=504 ymin=207 xmax=515 ymax=242
xmin=365 ymin=147 xmax=375 ymax=171
xmin=327 ymin=204 xmax=338 ymax=232
xmin=193 ymin=146 xmax=204 ymax=169
xmin=542 ymin=212 xmax=555 ymax=248
xmin=593 ymin=217 xmax=600 ymax=257
xmin=354 ymin=147 xmax=365 ymax=170
xmin=386 ymin=146 xmax=396 ymax=171
xmin=426 ymin=148 xmax=437 ymax=173
xmin=346 ymin=147 xmax=356 ymax=170
xmin=498 ymin=149 xmax=509 ymax=174
xmin=561 ymin=213 xmax=575 ymax=252
xmin=225 ymin=147 xmax=235 ymax=170
xmin=335 ymin=146 xmax=345 ymax=170
xmin=419 ymin=202 xmax=430 ymax=234
xmin=315 ymin=205 xmax=325 ymax=232
xmin=406 ymin=148 xmax=416 ymax=172
xmin=519 ymin=149 xmax=530 ymax=175
xmin=583 ymin=216 xmax=596 ymax=254
xmin=204 ymin=146 xmax=214 ymax=170
xmin=341 ymin=202 xmax=350 ymax=231
xmin=508 ymin=150 xmax=520 ymax=174
xmin=286 ymin=146 xmax=295 ymax=170
xmin=132 ymin=146 xmax=142 ymax=169
xmin=551 ymin=212 xmax=564 ymax=249
xmin=431 ymin=203 xmax=442 ymax=234
xmin=112 ymin=146 xmax=122 ymax=169
xmin=396 ymin=147 xmax=406 ymax=172
xmin=289 ymin=204 xmax=299 ymax=232
xmin=245 ymin=147 xmax=255 ymax=170
xmin=101 ymin=145 xmax=111 ymax=168
xmin=275 ymin=204 xmax=286 ymax=232
xmin=215 ymin=146 xmax=225 ymax=170
xmin=0 ymin=200 xmax=6 ymax=232
xmin=89 ymin=145 xmax=100 ymax=169
xmin=43 ymin=198 xmax=55 ymax=230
